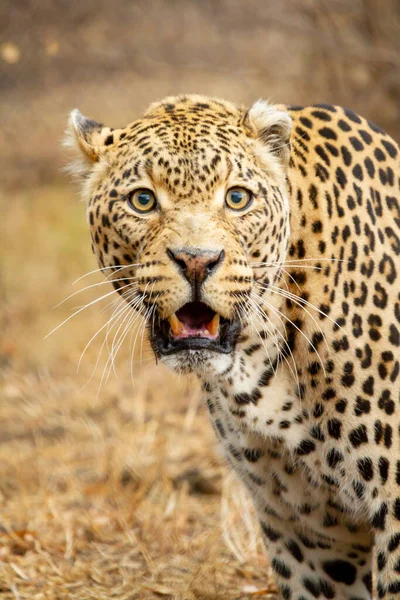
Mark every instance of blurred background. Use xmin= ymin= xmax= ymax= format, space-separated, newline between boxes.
xmin=2 ymin=0 xmax=400 ymax=188
xmin=1 ymin=1 xmax=400 ymax=598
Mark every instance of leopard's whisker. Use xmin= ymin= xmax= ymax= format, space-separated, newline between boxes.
xmin=139 ymin=284 xmax=157 ymax=366
xmin=264 ymin=283 xmax=346 ymax=335
xmin=251 ymin=263 xmax=323 ymax=271
xmin=276 ymin=267 xmax=301 ymax=292
xmin=139 ymin=303 xmax=157 ymax=367
xmin=129 ymin=296 xmax=153 ymax=372
xmin=232 ymin=293 xmax=248 ymax=328
xmin=124 ymin=303 xmax=153 ymax=385
xmin=102 ymin=289 xmax=147 ymax=380
xmin=252 ymin=291 xmax=327 ymax=377
xmin=44 ymin=281 xmax=138 ymax=340
xmin=98 ymin=300 xmax=147 ymax=394
xmin=251 ymin=256 xmax=350 ymax=267
xmin=129 ymin=294 xmax=153 ymax=383
xmin=73 ymin=262 xmax=141 ymax=284
xmin=98 ymin=286 xmax=139 ymax=316
xmin=105 ymin=303 xmax=143 ymax=383
xmin=98 ymin=294 xmax=125 ymax=316
xmin=252 ymin=295 xmax=301 ymax=389
xmin=54 ymin=278 xmax=139 ymax=308
xmin=79 ymin=290 xmax=144 ymax=383
xmin=104 ymin=282 xmax=151 ymax=380
xmin=77 ymin=288 xmax=140 ymax=390
xmin=77 ymin=288 xmax=141 ymax=374
xmin=256 ymin=283 xmax=330 ymax=354
xmin=119 ymin=281 xmax=156 ymax=376
xmin=246 ymin=294 xmax=299 ymax=388
xmin=281 ymin=257 xmax=350 ymax=264
xmin=236 ymin=294 xmax=279 ymax=378
xmin=246 ymin=295 xmax=286 ymax=378
xmin=115 ymin=282 xmax=154 ymax=376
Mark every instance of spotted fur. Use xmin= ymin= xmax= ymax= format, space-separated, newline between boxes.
xmin=67 ymin=95 xmax=400 ymax=599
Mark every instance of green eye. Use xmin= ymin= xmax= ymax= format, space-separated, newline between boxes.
xmin=225 ymin=187 xmax=252 ymax=211
xmin=127 ymin=189 xmax=157 ymax=214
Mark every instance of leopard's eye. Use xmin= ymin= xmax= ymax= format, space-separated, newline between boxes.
xmin=127 ymin=189 xmax=157 ymax=214
xmin=225 ymin=187 xmax=253 ymax=212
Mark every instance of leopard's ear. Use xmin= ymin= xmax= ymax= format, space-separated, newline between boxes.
xmin=64 ymin=109 xmax=117 ymax=178
xmin=243 ymin=100 xmax=292 ymax=166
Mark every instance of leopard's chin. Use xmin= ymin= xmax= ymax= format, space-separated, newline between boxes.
xmin=150 ymin=301 xmax=241 ymax=360
xmin=159 ymin=347 xmax=237 ymax=376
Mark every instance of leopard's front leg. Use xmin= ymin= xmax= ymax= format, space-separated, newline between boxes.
xmin=371 ymin=496 xmax=400 ymax=599
xmin=259 ymin=514 xmax=373 ymax=600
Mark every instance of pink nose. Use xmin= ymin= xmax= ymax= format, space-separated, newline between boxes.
xmin=167 ymin=247 xmax=225 ymax=284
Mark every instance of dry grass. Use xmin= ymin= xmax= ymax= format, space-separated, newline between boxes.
xmin=0 ymin=186 xmax=276 ymax=599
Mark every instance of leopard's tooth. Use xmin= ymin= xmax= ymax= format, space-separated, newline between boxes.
xmin=207 ymin=313 xmax=220 ymax=336
xmin=169 ymin=313 xmax=183 ymax=335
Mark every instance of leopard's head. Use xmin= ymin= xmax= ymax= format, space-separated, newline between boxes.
xmin=66 ymin=95 xmax=292 ymax=374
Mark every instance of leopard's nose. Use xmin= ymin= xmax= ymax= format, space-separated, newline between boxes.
xmin=167 ymin=247 xmax=225 ymax=284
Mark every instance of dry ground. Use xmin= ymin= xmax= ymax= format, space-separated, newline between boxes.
xmin=0 ymin=185 xmax=277 ymax=599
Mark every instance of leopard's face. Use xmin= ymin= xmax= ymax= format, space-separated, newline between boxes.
xmin=67 ymin=95 xmax=292 ymax=374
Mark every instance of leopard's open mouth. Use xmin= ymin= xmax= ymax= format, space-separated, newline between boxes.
xmin=151 ymin=301 xmax=240 ymax=355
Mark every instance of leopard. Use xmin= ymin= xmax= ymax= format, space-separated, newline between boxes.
xmin=66 ymin=94 xmax=400 ymax=599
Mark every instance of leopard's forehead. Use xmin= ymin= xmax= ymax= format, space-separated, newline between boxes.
xmin=143 ymin=94 xmax=241 ymax=122
xmin=95 ymin=95 xmax=283 ymax=199
xmin=68 ymin=94 xmax=292 ymax=200
xmin=110 ymin=95 xmax=247 ymax=162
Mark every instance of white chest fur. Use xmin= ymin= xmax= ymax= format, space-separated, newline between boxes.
xmin=201 ymin=349 xmax=370 ymax=544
